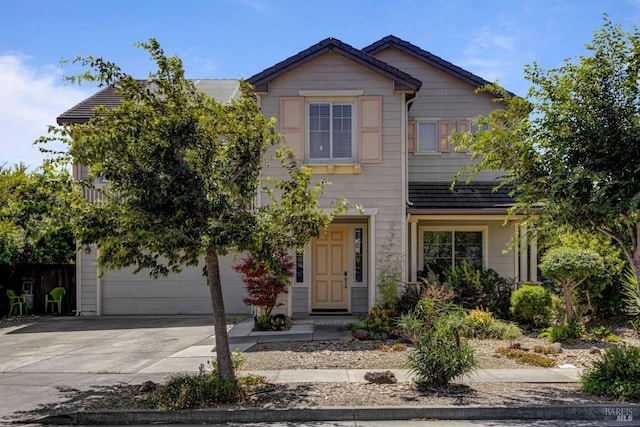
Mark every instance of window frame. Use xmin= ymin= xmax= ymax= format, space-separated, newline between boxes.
xmin=306 ymin=100 xmax=356 ymax=163
xmin=418 ymin=225 xmax=489 ymax=272
xmin=416 ymin=120 xmax=439 ymax=153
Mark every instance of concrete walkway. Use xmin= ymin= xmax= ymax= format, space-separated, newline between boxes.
xmin=0 ymin=315 xmax=593 ymax=425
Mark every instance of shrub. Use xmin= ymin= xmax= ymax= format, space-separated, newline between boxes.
xmin=539 ymin=320 xmax=585 ymax=343
xmin=443 ymin=261 xmax=504 ymax=310
xmin=406 ymin=322 xmax=476 ymax=388
xmin=398 ymin=301 xmax=476 ymax=388
xmin=534 ymin=345 xmax=563 ymax=355
xmin=461 ymin=309 xmax=522 ymax=340
xmin=510 ymin=284 xmax=553 ymax=329
xmin=356 ymin=304 xmax=392 ymax=339
xmin=145 ymin=350 xmax=255 ymax=409
xmin=496 ymin=347 xmax=557 ymax=367
xmin=581 ymin=345 xmax=640 ymax=401
xmin=232 ymin=248 xmax=294 ymax=330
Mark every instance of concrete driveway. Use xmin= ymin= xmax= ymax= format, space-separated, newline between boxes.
xmin=0 ymin=315 xmax=225 ymax=423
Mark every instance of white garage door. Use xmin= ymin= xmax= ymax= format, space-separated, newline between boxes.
xmin=101 ymin=254 xmax=251 ymax=315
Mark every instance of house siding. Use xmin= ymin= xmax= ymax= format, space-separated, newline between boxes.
xmin=371 ymin=50 xmax=504 ymax=183
xmin=260 ymin=52 xmax=407 ymax=313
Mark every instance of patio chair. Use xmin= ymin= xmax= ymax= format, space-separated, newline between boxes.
xmin=7 ymin=290 xmax=27 ymax=315
xmin=45 ymin=287 xmax=66 ymax=314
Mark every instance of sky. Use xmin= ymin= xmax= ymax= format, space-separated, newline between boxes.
xmin=1 ymin=0 xmax=639 ymax=169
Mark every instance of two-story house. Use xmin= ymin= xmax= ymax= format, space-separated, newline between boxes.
xmin=57 ymin=36 xmax=537 ymax=317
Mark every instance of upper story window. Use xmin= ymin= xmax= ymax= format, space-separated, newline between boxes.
xmin=417 ymin=121 xmax=438 ymax=153
xmin=309 ymin=102 xmax=353 ymax=161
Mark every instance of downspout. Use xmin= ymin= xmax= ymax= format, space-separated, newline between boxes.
xmin=96 ymin=249 xmax=103 ymax=316
xmin=76 ymin=242 xmax=82 ymax=316
xmin=404 ymin=95 xmax=417 ymax=283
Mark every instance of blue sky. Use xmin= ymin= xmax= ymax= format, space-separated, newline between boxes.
xmin=1 ymin=0 xmax=639 ymax=169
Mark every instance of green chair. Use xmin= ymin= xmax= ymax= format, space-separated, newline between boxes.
xmin=45 ymin=287 xmax=66 ymax=314
xmin=7 ymin=290 xmax=27 ymax=315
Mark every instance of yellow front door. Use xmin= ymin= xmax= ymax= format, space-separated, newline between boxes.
xmin=312 ymin=227 xmax=348 ymax=310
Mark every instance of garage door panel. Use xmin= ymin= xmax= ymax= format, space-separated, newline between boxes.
xmin=100 ymin=255 xmax=251 ymax=315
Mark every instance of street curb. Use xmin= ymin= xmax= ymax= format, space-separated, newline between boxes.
xmin=39 ymin=404 xmax=640 ymax=425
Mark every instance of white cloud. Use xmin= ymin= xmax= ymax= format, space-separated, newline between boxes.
xmin=0 ymin=54 xmax=90 ymax=169
xmin=459 ymin=25 xmax=529 ymax=95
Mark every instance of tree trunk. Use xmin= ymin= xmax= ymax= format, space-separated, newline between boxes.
xmin=205 ymin=246 xmax=234 ymax=380
xmin=633 ymin=245 xmax=640 ymax=297
xmin=562 ymin=282 xmax=575 ymax=322
xmin=563 ymin=282 xmax=575 ymax=322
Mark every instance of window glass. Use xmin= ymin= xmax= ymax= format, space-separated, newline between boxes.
xmin=417 ymin=121 xmax=437 ymax=152
xmin=354 ymin=227 xmax=363 ymax=283
xmin=295 ymin=250 xmax=304 ymax=283
xmin=423 ymin=230 xmax=483 ymax=276
xmin=309 ymin=102 xmax=353 ymax=160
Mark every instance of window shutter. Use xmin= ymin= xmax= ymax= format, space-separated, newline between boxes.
xmin=457 ymin=121 xmax=470 ymax=154
xmin=438 ymin=120 xmax=451 ymax=153
xmin=407 ymin=120 xmax=416 ymax=153
xmin=279 ymin=97 xmax=305 ymax=161
xmin=358 ymin=96 xmax=382 ymax=164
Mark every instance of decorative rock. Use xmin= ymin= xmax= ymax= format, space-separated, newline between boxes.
xmin=589 ymin=346 xmax=601 ymax=354
xmin=338 ymin=335 xmax=356 ymax=344
xmin=138 ymin=380 xmax=156 ymax=393
xmin=353 ymin=329 xmax=371 ymax=340
xmin=364 ymin=370 xmax=397 ymax=384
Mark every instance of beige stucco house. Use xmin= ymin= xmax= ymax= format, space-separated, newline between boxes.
xmin=58 ymin=36 xmax=537 ymax=317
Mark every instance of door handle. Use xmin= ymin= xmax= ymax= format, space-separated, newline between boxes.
xmin=344 ymin=271 xmax=348 ymax=288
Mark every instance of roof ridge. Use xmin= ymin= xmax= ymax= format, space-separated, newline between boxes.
xmin=363 ymin=35 xmax=515 ymax=97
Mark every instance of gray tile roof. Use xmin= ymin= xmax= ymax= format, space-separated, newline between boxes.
xmin=57 ymin=79 xmax=240 ymax=125
xmin=408 ymin=182 xmax=515 ymax=213
xmin=363 ymin=35 xmax=516 ymax=97
xmin=247 ymin=37 xmax=422 ymax=94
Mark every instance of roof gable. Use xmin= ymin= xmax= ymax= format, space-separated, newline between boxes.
xmin=247 ymin=37 xmax=422 ymax=94
xmin=363 ymin=35 xmax=515 ymax=97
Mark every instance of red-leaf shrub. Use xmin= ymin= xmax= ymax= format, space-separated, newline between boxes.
xmin=232 ymin=248 xmax=294 ymax=323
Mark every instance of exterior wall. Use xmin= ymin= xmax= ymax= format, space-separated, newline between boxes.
xmin=372 ymin=49 xmax=504 ymax=183
xmin=77 ymin=250 xmax=251 ymax=316
xmin=259 ymin=52 xmax=408 ymax=313
xmin=413 ymin=218 xmax=517 ymax=280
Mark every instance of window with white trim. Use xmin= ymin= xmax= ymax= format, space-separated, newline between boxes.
xmin=308 ymin=102 xmax=353 ymax=161
xmin=417 ymin=121 xmax=438 ymax=152
xmin=421 ymin=229 xmax=484 ymax=276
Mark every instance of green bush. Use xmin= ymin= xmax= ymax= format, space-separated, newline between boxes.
xmin=398 ymin=300 xmax=476 ymax=388
xmin=581 ymin=345 xmax=640 ymax=401
xmin=510 ymin=284 xmax=553 ymax=328
xmin=461 ymin=308 xmax=522 ymax=340
xmin=539 ymin=320 xmax=585 ymax=343
xmin=351 ymin=304 xmax=392 ymax=339
xmin=144 ymin=350 xmax=256 ymax=409
xmin=405 ymin=318 xmax=476 ymax=388
xmin=443 ymin=261 xmax=504 ymax=310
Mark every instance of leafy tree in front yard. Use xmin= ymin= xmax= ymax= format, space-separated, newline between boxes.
xmin=0 ymin=163 xmax=76 ymax=281
xmin=451 ymin=18 xmax=640 ymax=306
xmin=42 ymin=39 xmax=346 ymax=380
xmin=539 ymin=247 xmax=604 ymax=322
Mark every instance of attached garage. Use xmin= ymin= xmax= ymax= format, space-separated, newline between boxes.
xmin=84 ymin=253 xmax=251 ymax=316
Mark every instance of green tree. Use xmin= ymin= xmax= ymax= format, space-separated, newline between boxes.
xmin=452 ymin=17 xmax=640 ymax=300
xmin=539 ymin=247 xmax=604 ymax=322
xmin=539 ymin=224 xmax=626 ymax=317
xmin=0 ymin=163 xmax=76 ymax=280
xmin=43 ymin=39 xmax=346 ymax=379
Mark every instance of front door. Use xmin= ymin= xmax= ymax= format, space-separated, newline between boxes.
xmin=312 ymin=227 xmax=348 ymax=310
